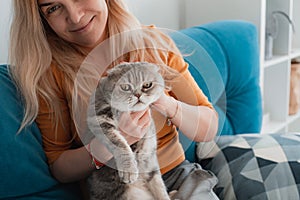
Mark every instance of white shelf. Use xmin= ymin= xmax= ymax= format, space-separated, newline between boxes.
xmin=262 ymin=0 xmax=300 ymax=133
xmin=288 ymin=116 xmax=300 ymax=132
xmin=261 ymin=120 xmax=286 ymax=134
xmin=287 ymin=109 xmax=300 ymax=124
xmin=290 ymin=48 xmax=300 ymax=59
xmin=261 ymin=112 xmax=287 ymax=134
xmin=264 ymin=55 xmax=289 ymax=68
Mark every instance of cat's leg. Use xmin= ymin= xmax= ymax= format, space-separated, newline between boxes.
xmin=135 ymin=124 xmax=170 ymax=199
xmin=115 ymin=149 xmax=138 ymax=183
xmin=138 ymin=151 xmax=170 ymax=199
xmin=146 ymin=170 xmax=170 ymax=200
xmin=100 ymin=129 xmax=139 ymax=183
xmin=135 ymin=123 xmax=159 ymax=173
xmin=91 ymin=114 xmax=139 ymax=183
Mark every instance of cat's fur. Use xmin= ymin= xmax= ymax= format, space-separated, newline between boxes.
xmin=87 ymin=62 xmax=170 ymax=200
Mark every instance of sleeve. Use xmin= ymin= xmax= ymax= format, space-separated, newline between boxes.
xmin=36 ymin=66 xmax=78 ymax=165
xmin=165 ymin=47 xmax=214 ymax=109
xmin=146 ymin=25 xmax=214 ymax=109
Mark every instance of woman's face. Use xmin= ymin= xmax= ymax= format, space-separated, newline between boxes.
xmin=38 ymin=0 xmax=108 ymax=49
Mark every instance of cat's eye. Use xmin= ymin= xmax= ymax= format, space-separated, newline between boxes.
xmin=120 ymin=84 xmax=131 ymax=91
xmin=142 ymin=82 xmax=153 ymax=90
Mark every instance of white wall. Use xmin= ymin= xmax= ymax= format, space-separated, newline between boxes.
xmin=125 ymin=0 xmax=185 ymax=30
xmin=0 ymin=1 xmax=12 ymax=64
xmin=126 ymin=0 xmax=185 ymax=30
xmin=185 ymin=0 xmax=263 ymax=28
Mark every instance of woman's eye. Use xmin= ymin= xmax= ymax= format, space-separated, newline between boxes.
xmin=120 ymin=84 xmax=131 ymax=91
xmin=46 ymin=4 xmax=61 ymax=15
xmin=142 ymin=82 xmax=153 ymax=89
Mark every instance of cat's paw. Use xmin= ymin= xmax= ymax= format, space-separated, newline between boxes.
xmin=168 ymin=190 xmax=177 ymax=200
xmin=118 ymin=165 xmax=139 ymax=183
xmin=118 ymin=170 xmax=139 ymax=183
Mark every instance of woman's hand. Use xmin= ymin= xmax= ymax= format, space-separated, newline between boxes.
xmin=118 ymin=109 xmax=151 ymax=145
xmin=152 ymin=92 xmax=218 ymax=142
xmin=151 ymin=92 xmax=178 ymax=118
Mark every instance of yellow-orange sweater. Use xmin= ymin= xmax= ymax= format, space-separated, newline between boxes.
xmin=36 ymin=35 xmax=214 ymax=175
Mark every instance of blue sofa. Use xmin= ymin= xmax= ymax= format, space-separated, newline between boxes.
xmin=1 ymin=21 xmax=299 ymax=199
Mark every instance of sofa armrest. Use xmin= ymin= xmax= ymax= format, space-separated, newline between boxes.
xmin=0 ymin=65 xmax=81 ymax=199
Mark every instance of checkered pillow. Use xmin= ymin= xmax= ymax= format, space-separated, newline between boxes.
xmin=197 ymin=133 xmax=300 ymax=200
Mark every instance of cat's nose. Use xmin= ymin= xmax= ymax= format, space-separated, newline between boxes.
xmin=134 ymin=93 xmax=141 ymax=98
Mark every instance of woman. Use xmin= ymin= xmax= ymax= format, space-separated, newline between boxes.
xmin=9 ymin=0 xmax=219 ymax=198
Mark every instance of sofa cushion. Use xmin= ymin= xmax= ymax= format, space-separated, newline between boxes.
xmin=183 ymin=20 xmax=262 ymax=135
xmin=170 ymin=25 xmax=226 ymax=162
xmin=197 ymin=133 xmax=300 ymax=200
xmin=0 ymin=65 xmax=81 ymax=199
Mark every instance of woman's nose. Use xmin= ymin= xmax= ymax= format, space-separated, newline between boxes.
xmin=66 ymin=3 xmax=84 ymax=24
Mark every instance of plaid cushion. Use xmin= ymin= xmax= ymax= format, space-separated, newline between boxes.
xmin=197 ymin=133 xmax=300 ymax=200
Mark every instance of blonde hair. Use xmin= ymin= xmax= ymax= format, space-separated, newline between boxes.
xmin=9 ymin=0 xmax=180 ymax=132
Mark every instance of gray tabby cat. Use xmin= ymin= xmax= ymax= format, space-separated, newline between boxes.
xmin=87 ymin=62 xmax=170 ymax=200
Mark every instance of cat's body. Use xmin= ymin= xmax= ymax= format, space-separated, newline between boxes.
xmin=87 ymin=62 xmax=170 ymax=200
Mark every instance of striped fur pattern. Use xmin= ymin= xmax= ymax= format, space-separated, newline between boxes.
xmin=87 ymin=62 xmax=170 ymax=200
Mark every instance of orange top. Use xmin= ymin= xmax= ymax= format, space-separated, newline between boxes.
xmin=36 ymin=32 xmax=214 ymax=175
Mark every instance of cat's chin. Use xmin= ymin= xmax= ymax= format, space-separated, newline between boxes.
xmin=130 ymin=102 xmax=149 ymax=112
xmin=114 ymin=102 xmax=149 ymax=112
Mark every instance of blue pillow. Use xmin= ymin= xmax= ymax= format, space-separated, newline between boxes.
xmin=0 ymin=65 xmax=81 ymax=199
xmin=179 ymin=20 xmax=262 ymax=135
xmin=197 ymin=133 xmax=300 ymax=200
xmin=173 ymin=21 xmax=262 ymax=162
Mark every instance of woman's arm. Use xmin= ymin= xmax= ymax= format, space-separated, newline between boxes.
xmin=50 ymin=138 xmax=115 ymax=183
xmin=152 ymin=41 xmax=219 ymax=142
xmin=50 ymin=146 xmax=96 ymax=183
xmin=152 ymin=94 xmax=218 ymax=142
xmin=50 ymin=109 xmax=151 ymax=183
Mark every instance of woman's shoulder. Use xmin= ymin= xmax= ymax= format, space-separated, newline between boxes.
xmin=142 ymin=24 xmax=173 ymax=41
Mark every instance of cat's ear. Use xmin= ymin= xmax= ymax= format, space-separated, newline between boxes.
xmin=106 ymin=65 xmax=123 ymax=76
xmin=106 ymin=67 xmax=117 ymax=75
xmin=107 ymin=62 xmax=131 ymax=76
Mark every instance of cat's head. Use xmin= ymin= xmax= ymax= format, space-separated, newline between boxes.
xmin=103 ymin=62 xmax=165 ymax=112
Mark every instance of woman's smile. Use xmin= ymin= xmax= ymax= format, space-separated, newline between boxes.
xmin=70 ymin=16 xmax=95 ymax=33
